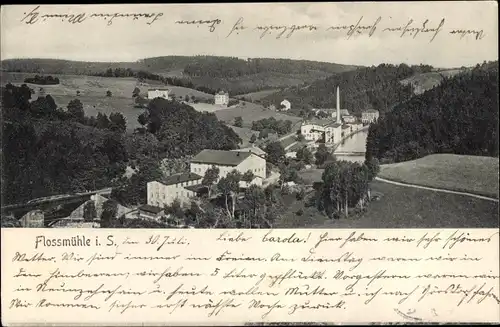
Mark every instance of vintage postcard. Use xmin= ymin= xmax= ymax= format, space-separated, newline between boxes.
xmin=1 ymin=2 xmax=499 ymax=325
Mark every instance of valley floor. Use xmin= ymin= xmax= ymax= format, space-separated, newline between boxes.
xmin=283 ymin=156 xmax=499 ymax=229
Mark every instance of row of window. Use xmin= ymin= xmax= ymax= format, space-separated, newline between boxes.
xmin=192 ymin=167 xmax=264 ymax=176
xmin=177 ymin=179 xmax=199 ymax=187
xmin=152 ymin=190 xmax=193 ymax=200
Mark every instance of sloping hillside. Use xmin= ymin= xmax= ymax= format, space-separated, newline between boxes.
xmin=400 ymin=68 xmax=468 ymax=94
xmin=379 ymin=154 xmax=499 ymax=198
xmin=261 ymin=63 xmax=432 ymax=115
xmin=2 ymin=56 xmax=360 ymax=95
xmin=2 ymin=72 xmax=213 ymax=130
xmin=366 ymin=62 xmax=499 ymax=163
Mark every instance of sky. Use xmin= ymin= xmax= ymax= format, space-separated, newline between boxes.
xmin=1 ymin=2 xmax=498 ymax=68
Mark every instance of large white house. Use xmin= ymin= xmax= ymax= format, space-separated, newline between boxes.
xmin=190 ymin=149 xmax=266 ymax=184
xmin=147 ymin=88 xmax=170 ymax=100
xmin=280 ymin=99 xmax=291 ymax=111
xmin=215 ymin=91 xmax=229 ymax=106
xmin=146 ymin=149 xmax=267 ymax=209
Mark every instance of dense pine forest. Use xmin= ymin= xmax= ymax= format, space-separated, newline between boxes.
xmin=261 ymin=64 xmax=434 ymax=115
xmin=366 ymin=61 xmax=499 ymax=163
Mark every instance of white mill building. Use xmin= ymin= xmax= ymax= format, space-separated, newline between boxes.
xmin=300 ymin=86 xmax=344 ymax=144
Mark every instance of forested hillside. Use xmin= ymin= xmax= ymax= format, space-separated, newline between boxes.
xmin=366 ymin=61 xmax=499 ymax=163
xmin=1 ymin=56 xmax=359 ymax=95
xmin=261 ymin=64 xmax=434 ymax=116
xmin=1 ymin=83 xmax=241 ymax=205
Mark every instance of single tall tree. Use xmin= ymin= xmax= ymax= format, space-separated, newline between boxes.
xmin=217 ymin=169 xmax=241 ymax=219
xmin=202 ymin=166 xmax=220 ymax=198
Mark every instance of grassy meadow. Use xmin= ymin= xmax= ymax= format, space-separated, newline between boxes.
xmin=285 ymin=168 xmax=499 ymax=228
xmin=379 ymin=154 xmax=499 ymax=198
xmin=235 ymin=89 xmax=281 ymax=101
xmin=2 ymin=72 xmax=212 ymax=131
xmin=214 ymin=101 xmax=303 ymax=128
xmin=2 ymin=72 xmax=303 ymax=131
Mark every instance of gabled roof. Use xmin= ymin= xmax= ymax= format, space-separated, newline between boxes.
xmin=364 ymin=109 xmax=379 ymax=113
xmin=184 ymin=184 xmax=206 ymax=192
xmin=148 ymin=88 xmax=170 ymax=91
xmin=217 ymin=90 xmax=229 ymax=95
xmin=158 ymin=172 xmax=202 ymax=186
xmin=302 ymin=118 xmax=335 ymax=127
xmin=327 ymin=123 xmax=342 ymax=128
xmin=139 ymin=204 xmax=163 ymax=214
xmin=191 ymin=149 xmax=252 ymax=166
xmin=231 ymin=146 xmax=266 ymax=156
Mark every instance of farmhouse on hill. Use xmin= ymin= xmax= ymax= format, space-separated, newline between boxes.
xmin=148 ymin=88 xmax=170 ymax=100
xmin=280 ymin=99 xmax=291 ymax=111
xmin=215 ymin=90 xmax=230 ymax=106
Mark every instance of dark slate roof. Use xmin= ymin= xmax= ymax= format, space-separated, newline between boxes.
xmin=302 ymin=118 xmax=335 ymax=127
xmin=191 ymin=149 xmax=251 ymax=166
xmin=184 ymin=184 xmax=206 ymax=192
xmin=327 ymin=123 xmax=342 ymax=128
xmin=231 ymin=146 xmax=266 ymax=156
xmin=342 ymin=125 xmax=351 ymax=129
xmin=159 ymin=172 xmax=202 ymax=186
xmin=139 ymin=204 xmax=163 ymax=214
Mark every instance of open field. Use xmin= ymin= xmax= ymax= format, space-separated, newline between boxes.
xmin=214 ymin=101 xmax=303 ymax=127
xmin=400 ymin=69 xmax=465 ymax=94
xmin=2 ymin=72 xmax=213 ymax=131
xmin=314 ymin=180 xmax=499 ymax=228
xmin=235 ymin=89 xmax=281 ymax=101
xmin=379 ymin=154 xmax=499 ymax=198
xmin=189 ymin=102 xmax=232 ymax=113
xmin=287 ymin=168 xmax=499 ymax=228
xmin=162 ymin=85 xmax=213 ymax=101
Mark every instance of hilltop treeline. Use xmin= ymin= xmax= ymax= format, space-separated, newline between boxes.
xmin=2 ymin=56 xmax=359 ymax=96
xmin=182 ymin=57 xmax=357 ymax=78
xmin=24 ymin=75 xmax=60 ymax=85
xmin=92 ymin=68 xmax=219 ymax=95
xmin=366 ymin=62 xmax=499 ymax=163
xmin=261 ymin=64 xmax=434 ymax=116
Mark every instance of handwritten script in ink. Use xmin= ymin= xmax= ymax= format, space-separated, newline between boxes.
xmin=18 ymin=6 xmax=487 ymax=42
xmin=20 ymin=5 xmax=164 ymax=26
xmin=2 ymin=229 xmax=499 ymax=325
